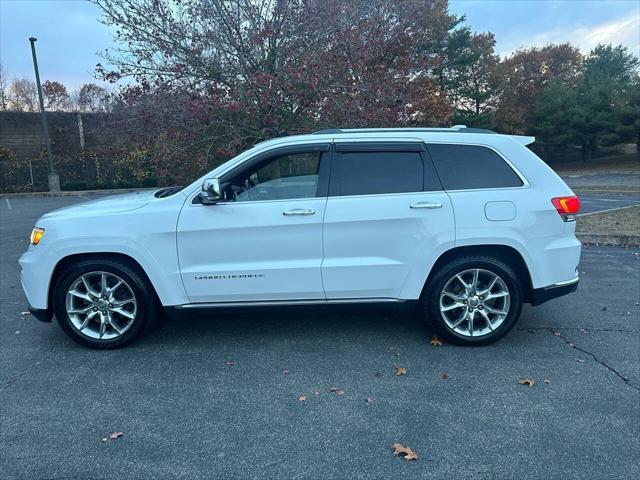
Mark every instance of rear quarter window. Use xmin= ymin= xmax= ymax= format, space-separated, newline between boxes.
xmin=427 ymin=144 xmax=523 ymax=190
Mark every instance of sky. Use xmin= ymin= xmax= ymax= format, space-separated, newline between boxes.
xmin=0 ymin=0 xmax=639 ymax=90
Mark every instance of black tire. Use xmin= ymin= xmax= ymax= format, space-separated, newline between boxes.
xmin=422 ymin=255 xmax=523 ymax=346
xmin=52 ymin=258 xmax=158 ymax=349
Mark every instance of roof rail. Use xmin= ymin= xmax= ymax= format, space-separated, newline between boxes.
xmin=312 ymin=126 xmax=496 ymax=135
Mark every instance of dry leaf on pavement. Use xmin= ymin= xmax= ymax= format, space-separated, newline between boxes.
xmin=366 ymin=396 xmax=374 ymax=404
xmin=109 ymin=432 xmax=124 ymax=440
xmin=430 ymin=336 xmax=443 ymax=346
xmin=298 ymin=395 xmax=306 ymax=402
xmin=394 ymin=367 xmax=407 ymax=376
xmin=392 ymin=443 xmax=418 ymax=461
xmin=518 ymin=377 xmax=535 ymax=387
xmin=544 ymin=379 xmax=551 ymax=384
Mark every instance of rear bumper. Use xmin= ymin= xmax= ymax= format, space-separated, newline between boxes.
xmin=531 ymin=274 xmax=579 ymax=306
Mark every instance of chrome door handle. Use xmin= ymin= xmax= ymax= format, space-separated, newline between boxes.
xmin=283 ymin=208 xmax=315 ymax=216
xmin=410 ymin=202 xmax=443 ymax=209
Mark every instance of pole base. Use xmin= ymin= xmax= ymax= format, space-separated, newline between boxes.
xmin=48 ymin=174 xmax=61 ymax=192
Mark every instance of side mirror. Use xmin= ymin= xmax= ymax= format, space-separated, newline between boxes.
xmin=200 ymin=178 xmax=221 ymax=205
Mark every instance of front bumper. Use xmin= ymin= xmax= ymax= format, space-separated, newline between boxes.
xmin=531 ymin=275 xmax=579 ymax=306
xmin=29 ymin=306 xmax=53 ymax=323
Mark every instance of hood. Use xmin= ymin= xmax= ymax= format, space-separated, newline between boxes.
xmin=40 ymin=190 xmax=158 ymax=220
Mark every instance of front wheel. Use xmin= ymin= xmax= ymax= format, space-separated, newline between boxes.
xmin=422 ymin=256 xmax=523 ymax=345
xmin=52 ymin=258 xmax=157 ymax=348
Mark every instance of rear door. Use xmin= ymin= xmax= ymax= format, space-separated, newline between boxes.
xmin=321 ymin=141 xmax=455 ymax=300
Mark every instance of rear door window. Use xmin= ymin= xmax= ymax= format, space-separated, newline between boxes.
xmin=329 ymin=143 xmax=441 ymax=196
xmin=427 ymin=144 xmax=523 ymax=190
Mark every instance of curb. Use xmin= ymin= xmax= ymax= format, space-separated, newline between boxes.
xmin=0 ymin=188 xmax=156 ymax=198
xmin=577 ymin=233 xmax=640 ymax=247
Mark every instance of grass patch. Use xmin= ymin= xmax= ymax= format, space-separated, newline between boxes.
xmin=553 ymin=153 xmax=640 ymax=176
xmin=577 ymin=205 xmax=640 ymax=236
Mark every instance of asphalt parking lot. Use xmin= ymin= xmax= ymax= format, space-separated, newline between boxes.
xmin=1 ymin=194 xmax=639 ymax=479
xmin=577 ymin=191 xmax=640 ymax=214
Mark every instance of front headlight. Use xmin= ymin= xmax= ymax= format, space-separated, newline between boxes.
xmin=30 ymin=227 xmax=45 ymax=245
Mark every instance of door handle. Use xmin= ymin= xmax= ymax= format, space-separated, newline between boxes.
xmin=283 ymin=208 xmax=315 ymax=216
xmin=410 ymin=202 xmax=443 ymax=209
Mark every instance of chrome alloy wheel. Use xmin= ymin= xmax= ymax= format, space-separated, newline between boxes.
xmin=65 ymin=271 xmax=137 ymax=340
xmin=439 ymin=268 xmax=510 ymax=337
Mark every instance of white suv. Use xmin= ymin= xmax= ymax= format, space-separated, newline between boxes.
xmin=19 ymin=127 xmax=581 ymax=348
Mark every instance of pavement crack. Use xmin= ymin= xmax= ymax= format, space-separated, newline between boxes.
xmin=544 ymin=329 xmax=639 ymax=392
xmin=0 ymin=348 xmax=56 ymax=393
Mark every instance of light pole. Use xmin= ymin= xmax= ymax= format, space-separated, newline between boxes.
xmin=29 ymin=36 xmax=60 ymax=192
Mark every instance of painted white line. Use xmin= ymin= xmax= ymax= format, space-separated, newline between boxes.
xmin=5 ymin=198 xmax=11 ymax=210
xmin=576 ymin=203 xmax=640 ymax=218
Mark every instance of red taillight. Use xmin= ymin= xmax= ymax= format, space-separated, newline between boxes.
xmin=551 ymin=196 xmax=580 ymax=215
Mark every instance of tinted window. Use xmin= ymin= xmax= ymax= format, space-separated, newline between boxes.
xmin=332 ymin=151 xmax=423 ymax=196
xmin=230 ymin=151 xmax=321 ymax=202
xmin=428 ymin=144 xmax=523 ymax=190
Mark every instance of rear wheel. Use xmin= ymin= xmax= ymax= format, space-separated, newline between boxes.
xmin=53 ymin=258 xmax=157 ymax=348
xmin=422 ymin=256 xmax=523 ymax=345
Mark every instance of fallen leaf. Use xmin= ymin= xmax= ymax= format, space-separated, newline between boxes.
xmin=430 ymin=336 xmax=443 ymax=346
xmin=224 ymin=360 xmax=235 ymax=366
xmin=392 ymin=443 xmax=418 ymax=461
xmin=552 ymin=331 xmax=561 ymax=336
xmin=366 ymin=396 xmax=374 ymax=404
xmin=518 ymin=377 xmax=535 ymax=387
xmin=20 ymin=311 xmax=30 ymax=316
xmin=298 ymin=395 xmax=306 ymax=402
xmin=394 ymin=352 xmax=401 ymax=357
xmin=328 ymin=387 xmax=338 ymax=392
xmin=283 ymin=369 xmax=289 ymax=375
xmin=101 ymin=437 xmax=108 ymax=442
xmin=576 ymin=359 xmax=585 ymax=363
xmin=336 ymin=389 xmax=345 ymax=396
xmin=109 ymin=432 xmax=124 ymax=440
xmin=441 ymin=372 xmax=449 ymax=380
xmin=314 ymin=391 xmax=319 ymax=396
xmin=544 ymin=379 xmax=551 ymax=384
xmin=394 ymin=367 xmax=407 ymax=376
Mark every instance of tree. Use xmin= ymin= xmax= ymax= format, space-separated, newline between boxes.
xmin=494 ymin=44 xmax=582 ymax=134
xmin=8 ymin=79 xmax=38 ymax=111
xmin=448 ymin=33 xmax=500 ymax=128
xmin=530 ymin=44 xmax=640 ymax=161
xmin=42 ymin=80 xmax=70 ymax=111
xmin=76 ymin=83 xmax=110 ymax=112
xmin=90 ymin=0 xmax=459 ymax=183
xmin=0 ymin=63 xmax=8 ymax=111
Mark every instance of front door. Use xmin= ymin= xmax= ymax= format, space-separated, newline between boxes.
xmin=177 ymin=145 xmax=330 ymax=304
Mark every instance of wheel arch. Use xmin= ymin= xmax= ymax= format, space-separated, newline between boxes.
xmin=48 ymin=252 xmax=161 ymax=311
xmin=421 ymin=244 xmax=534 ymax=303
